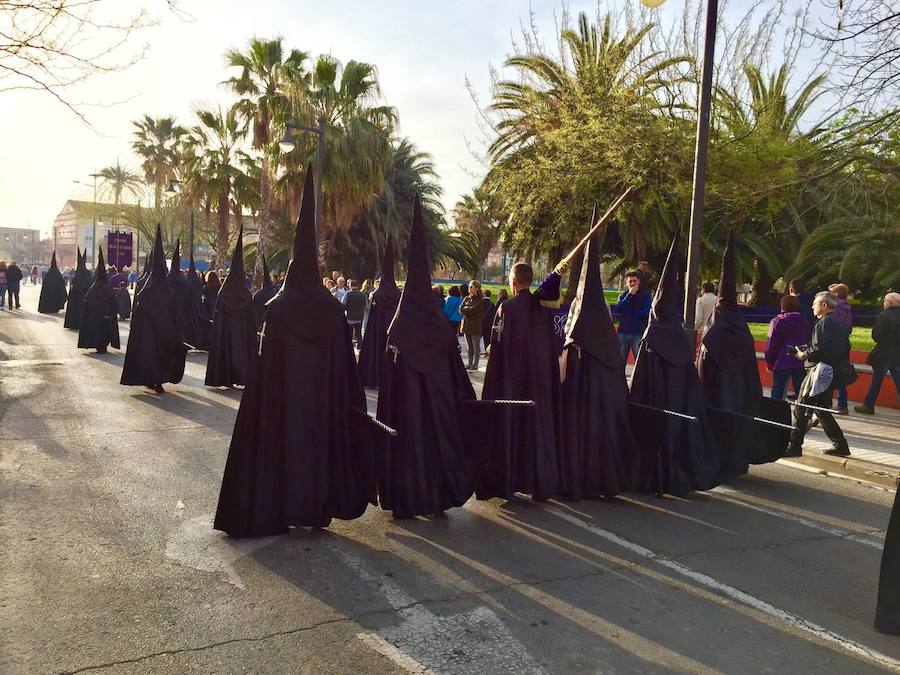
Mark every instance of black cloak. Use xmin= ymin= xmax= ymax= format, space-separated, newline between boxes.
xmin=168 ymin=240 xmax=203 ymax=350
xmin=698 ymin=231 xmax=791 ymax=474
xmin=629 ymin=233 xmax=721 ymax=497
xmin=38 ymin=252 xmax=68 ymax=314
xmin=187 ymin=252 xmax=209 ymax=350
xmin=115 ymin=279 xmax=132 ymax=320
xmin=251 ymin=255 xmax=277 ymax=331
xmin=560 ymin=231 xmax=637 ymax=498
xmin=78 ymin=247 xmax=120 ymax=351
xmin=476 ymin=265 xmax=563 ymax=502
xmin=135 ymin=249 xmax=151 ymax=296
xmin=120 ymin=225 xmax=186 ymax=387
xmin=214 ymin=167 xmax=376 ymax=536
xmin=376 ymin=196 xmax=477 ymax=517
xmin=205 ymin=228 xmax=255 ymax=387
xmin=357 ymin=234 xmax=401 ymax=388
xmin=64 ymin=248 xmax=92 ymax=329
xmin=875 ymin=488 xmax=900 ymax=634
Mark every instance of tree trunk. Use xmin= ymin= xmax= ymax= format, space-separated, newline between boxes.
xmin=256 ymin=156 xmax=272 ymax=289
xmin=217 ymin=183 xmax=230 ymax=271
xmin=749 ymin=260 xmax=776 ymax=307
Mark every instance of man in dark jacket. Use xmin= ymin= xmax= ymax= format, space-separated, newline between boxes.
xmin=612 ymin=271 xmax=651 ymax=364
xmin=786 ymin=291 xmax=855 ymax=457
xmin=5 ymin=261 xmax=23 ymax=309
xmin=344 ymin=280 xmax=367 ymax=348
xmin=855 ymin=292 xmax=900 ymax=415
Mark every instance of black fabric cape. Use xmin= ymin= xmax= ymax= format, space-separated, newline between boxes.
xmin=38 ymin=252 xmax=68 ymax=314
xmin=168 ymin=242 xmax=203 ymax=350
xmin=358 ymin=236 xmax=401 ymax=388
xmin=115 ymin=284 xmax=132 ymax=319
xmin=559 ymin=232 xmax=637 ymax=498
xmin=120 ymin=226 xmax=186 ymax=387
xmin=64 ymin=248 xmax=91 ymax=329
xmin=187 ymin=253 xmax=209 ymax=350
xmin=376 ymin=196 xmax=476 ymax=516
xmin=476 ymin=282 xmax=563 ymax=501
xmin=78 ymin=247 xmax=120 ymax=351
xmin=698 ymin=232 xmax=791 ymax=471
xmin=205 ymin=230 xmax=255 ymax=387
xmin=251 ymin=256 xmax=277 ymax=331
xmin=875 ymin=488 xmax=900 ymax=634
xmin=214 ymin=167 xmax=376 ymax=536
xmin=630 ymin=233 xmax=721 ymax=497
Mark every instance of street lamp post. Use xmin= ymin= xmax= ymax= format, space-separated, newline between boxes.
xmin=279 ymin=117 xmax=327 ymax=244
xmin=640 ymin=0 xmax=718 ymax=334
xmin=74 ymin=172 xmax=100 ymax=267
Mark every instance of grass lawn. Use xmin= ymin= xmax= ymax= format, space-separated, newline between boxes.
xmin=748 ymin=323 xmax=874 ymax=352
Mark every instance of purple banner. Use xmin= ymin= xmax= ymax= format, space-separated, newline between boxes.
xmin=106 ymin=232 xmax=133 ymax=269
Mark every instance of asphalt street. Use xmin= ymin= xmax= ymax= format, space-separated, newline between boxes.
xmin=1 ymin=284 xmax=899 ymax=674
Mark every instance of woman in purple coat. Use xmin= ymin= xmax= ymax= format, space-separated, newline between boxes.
xmin=765 ymin=295 xmax=812 ymax=400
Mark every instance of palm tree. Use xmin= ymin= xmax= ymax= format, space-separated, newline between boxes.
xmin=97 ymin=160 xmax=144 ymax=208
xmin=184 ymin=107 xmax=249 ymax=269
xmin=453 ymin=188 xmax=499 ymax=277
xmin=225 ymin=37 xmax=309 ymax=278
xmin=131 ymin=115 xmax=188 ymax=208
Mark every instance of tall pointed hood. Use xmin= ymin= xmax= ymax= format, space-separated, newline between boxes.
xmin=372 ymin=232 xmax=400 ymax=305
xmin=642 ymin=232 xmax=692 ymax=365
xmin=261 ymin=255 xmax=272 ymax=290
xmin=387 ymin=195 xmax=456 ymax=373
xmin=84 ymin=246 xmax=114 ymax=306
xmin=168 ymin=238 xmax=190 ymax=297
xmin=216 ymin=226 xmax=251 ymax=312
xmin=266 ymin=164 xmax=344 ymax=340
xmin=135 ymin=224 xmax=173 ymax=314
xmin=76 ymin=247 xmax=83 ymax=270
xmin=563 ymin=227 xmax=621 ymax=367
xmin=701 ymin=229 xmax=754 ymax=371
xmin=169 ymin=239 xmax=182 ymax=276
xmin=50 ymin=251 xmax=59 ymax=270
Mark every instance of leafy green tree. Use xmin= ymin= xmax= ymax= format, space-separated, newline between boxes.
xmin=453 ymin=187 xmax=499 ymax=277
xmin=131 ymin=115 xmax=188 ymax=208
xmin=97 ymin=160 xmax=143 ymax=208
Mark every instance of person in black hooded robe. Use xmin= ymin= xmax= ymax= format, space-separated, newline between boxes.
xmin=135 ymin=249 xmax=152 ymax=296
xmin=698 ymin=231 xmax=792 ymax=477
xmin=64 ymin=248 xmax=92 ymax=329
xmin=77 ymin=247 xmax=120 ymax=354
xmin=476 ymin=260 xmax=564 ymax=502
xmin=357 ymin=235 xmax=401 ymax=388
xmin=214 ymin=167 xmax=375 ymax=536
xmin=560 ymin=231 xmax=638 ymax=499
xmin=629 ymin=233 xmax=721 ymax=497
xmin=875 ymin=489 xmax=900 ymax=634
xmin=120 ymin=225 xmax=187 ymax=393
xmin=38 ymin=251 xmax=68 ymax=314
xmin=187 ymin=251 xmax=209 ymax=350
xmin=205 ymin=229 xmax=255 ymax=387
xmin=114 ymin=268 xmax=132 ymax=320
xmin=167 ymin=240 xmax=203 ymax=349
xmin=376 ymin=196 xmax=477 ymax=518
xmin=251 ymin=255 xmax=277 ymax=331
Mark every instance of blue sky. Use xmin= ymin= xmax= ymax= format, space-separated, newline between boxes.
xmin=0 ymin=0 xmax=839 ymax=235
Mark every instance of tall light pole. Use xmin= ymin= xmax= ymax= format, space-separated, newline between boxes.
xmin=279 ymin=117 xmax=327 ymax=245
xmin=640 ymin=0 xmax=718 ymax=333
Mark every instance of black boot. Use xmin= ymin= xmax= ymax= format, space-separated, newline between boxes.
xmin=824 ymin=440 xmax=850 ymax=457
xmin=784 ymin=444 xmax=802 ymax=458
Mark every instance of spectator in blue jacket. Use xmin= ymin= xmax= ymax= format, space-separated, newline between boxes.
xmin=443 ymin=284 xmax=463 ymax=334
xmin=612 ymin=270 xmax=651 ymax=364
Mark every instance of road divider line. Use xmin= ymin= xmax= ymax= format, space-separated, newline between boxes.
xmin=541 ymin=504 xmax=900 ymax=672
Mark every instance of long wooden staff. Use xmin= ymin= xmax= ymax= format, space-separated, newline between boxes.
xmin=558 ymin=186 xmax=635 ymax=268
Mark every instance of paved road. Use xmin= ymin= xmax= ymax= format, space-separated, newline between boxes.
xmin=2 ymin=285 xmax=899 ymax=674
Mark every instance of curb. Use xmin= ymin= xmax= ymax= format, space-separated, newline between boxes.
xmin=780 ymin=452 xmax=900 ymax=490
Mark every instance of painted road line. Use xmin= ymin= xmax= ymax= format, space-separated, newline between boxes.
xmin=541 ymin=505 xmax=900 ymax=672
xmin=710 ymin=487 xmax=884 ymax=550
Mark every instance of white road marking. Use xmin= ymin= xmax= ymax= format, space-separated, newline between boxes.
xmin=164 ymin=514 xmax=274 ymax=590
xmin=541 ymin=505 xmax=900 ymax=672
xmin=711 ymin=487 xmax=884 ymax=550
xmin=331 ymin=543 xmax=544 ymax=675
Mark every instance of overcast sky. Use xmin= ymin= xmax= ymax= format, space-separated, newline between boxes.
xmin=0 ymin=0 xmax=835 ymax=235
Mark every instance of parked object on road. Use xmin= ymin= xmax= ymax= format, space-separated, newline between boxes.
xmin=358 ymin=235 xmax=401 ymax=389
xmin=559 ymin=230 xmax=636 ymax=499
xmin=78 ymin=247 xmax=120 ymax=354
xmin=377 ymin=195 xmax=477 ymax=517
xmin=629 ymin=232 xmax=721 ymax=497
xmin=785 ymin=291 xmax=855 ymax=458
xmin=855 ymin=293 xmax=900 ymax=416
xmin=214 ymin=167 xmax=376 ymax=536
xmin=698 ymin=231 xmax=792 ymax=474
xmin=205 ymin=228 xmax=255 ymax=388
xmin=120 ymin=225 xmax=186 ymax=393
xmin=37 ymin=252 xmax=67 ymax=314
